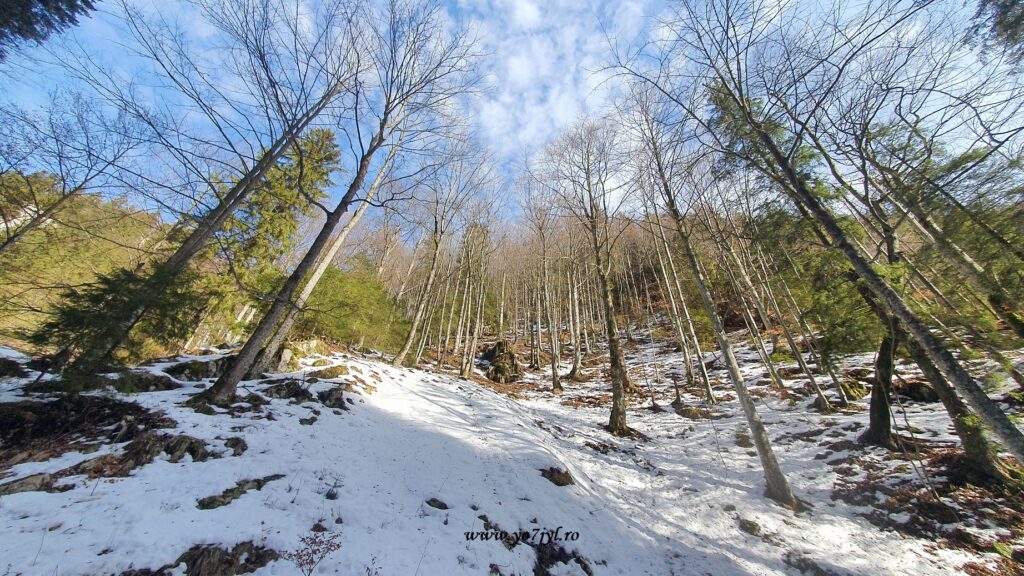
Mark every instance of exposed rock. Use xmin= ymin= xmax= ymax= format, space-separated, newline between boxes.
xmin=734 ymin=429 xmax=754 ymax=448
xmin=811 ymin=395 xmax=834 ymax=412
xmin=275 ymin=348 xmax=295 ymax=373
xmin=299 ymin=416 xmax=317 ymax=425
xmin=482 ymin=340 xmax=522 ymax=384
xmin=263 ymin=380 xmax=314 ymax=403
xmin=739 ymin=518 xmax=761 ymax=536
xmin=0 ymin=396 xmax=175 ymax=469
xmin=289 ymin=339 xmax=323 ymax=357
xmin=675 ymin=405 xmax=713 ymax=420
xmin=166 ymin=356 xmax=235 ymax=381
xmin=308 ymin=364 xmax=349 ymax=379
xmin=68 ymin=454 xmax=124 ymax=478
xmin=121 ymin=541 xmax=279 ymax=575
xmin=0 ymin=473 xmax=53 ymax=495
xmin=846 ymin=367 xmax=874 ymax=382
xmin=108 ymin=371 xmax=181 ymax=393
xmin=532 ymin=540 xmax=593 ymax=576
xmin=784 ymin=551 xmax=841 ymax=576
xmin=119 ymin=431 xmax=213 ymax=475
xmin=840 ymin=380 xmax=870 ymax=401
xmin=540 ymin=467 xmax=574 ymax=486
xmin=224 ymin=437 xmax=247 ymax=456
xmin=317 ymin=387 xmax=347 ymax=410
xmin=893 ymin=378 xmax=940 ymax=402
xmin=776 ymin=366 xmax=804 ymax=379
xmin=196 ymin=474 xmax=285 ymax=510
xmin=0 ymin=357 xmax=28 ymax=378
xmin=426 ymin=497 xmax=449 ymax=510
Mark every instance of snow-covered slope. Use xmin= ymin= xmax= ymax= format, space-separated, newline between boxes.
xmin=0 ymin=343 xmax=1017 ymax=575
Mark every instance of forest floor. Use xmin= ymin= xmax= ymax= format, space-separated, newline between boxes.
xmin=0 ymin=335 xmax=1022 ymax=575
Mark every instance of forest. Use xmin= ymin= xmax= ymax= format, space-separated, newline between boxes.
xmin=0 ymin=0 xmax=1022 ymax=574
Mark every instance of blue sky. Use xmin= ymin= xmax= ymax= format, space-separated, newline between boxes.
xmin=0 ymin=0 xmax=661 ymax=172
xmin=449 ymin=0 xmax=654 ymax=166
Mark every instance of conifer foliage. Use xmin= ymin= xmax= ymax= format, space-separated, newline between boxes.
xmin=0 ymin=0 xmax=96 ymax=59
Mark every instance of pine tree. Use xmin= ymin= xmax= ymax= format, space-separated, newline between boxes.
xmin=0 ymin=0 xmax=97 ymax=60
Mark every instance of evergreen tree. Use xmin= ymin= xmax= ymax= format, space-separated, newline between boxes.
xmin=32 ymin=129 xmax=340 ymax=374
xmin=973 ymin=0 xmax=1024 ymax=59
xmin=195 ymin=128 xmax=341 ymax=342
xmin=0 ymin=0 xmax=97 ymax=60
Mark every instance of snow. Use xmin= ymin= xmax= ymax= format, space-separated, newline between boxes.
xmin=0 ymin=340 xmax=1018 ymax=575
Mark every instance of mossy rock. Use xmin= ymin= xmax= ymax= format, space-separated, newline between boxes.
xmin=107 ymin=371 xmax=181 ymax=393
xmin=483 ymin=340 xmax=522 ymax=384
xmin=1003 ymin=389 xmax=1024 ymax=405
xmin=738 ymin=518 xmax=761 ymax=536
xmin=166 ymin=356 xmax=235 ymax=381
xmin=840 ymin=380 xmax=870 ymax=401
xmin=846 ymin=367 xmax=874 ymax=382
xmin=775 ymin=366 xmax=803 ymax=379
xmin=308 ymin=364 xmax=349 ymax=379
xmin=275 ymin=348 xmax=299 ymax=373
xmin=290 ymin=339 xmax=325 ymax=356
xmin=263 ymin=380 xmax=314 ymax=403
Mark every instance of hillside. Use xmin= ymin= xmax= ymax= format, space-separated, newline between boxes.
xmin=1 ymin=339 xmax=1020 ymax=575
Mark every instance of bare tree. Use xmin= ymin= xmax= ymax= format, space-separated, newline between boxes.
xmin=394 ymin=143 xmax=492 ymax=367
xmin=618 ymin=0 xmax=1024 ymax=462
xmin=0 ymin=93 xmax=139 ymax=255
xmin=56 ymin=0 xmax=361 ymax=372
xmin=538 ymin=119 xmax=638 ymax=437
xmin=521 ymin=176 xmax=564 ymax=392
xmin=210 ymin=0 xmax=481 ymax=401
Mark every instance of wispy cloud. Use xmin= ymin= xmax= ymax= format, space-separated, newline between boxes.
xmin=455 ymin=0 xmax=653 ymax=168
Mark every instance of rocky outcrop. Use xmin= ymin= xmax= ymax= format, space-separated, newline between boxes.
xmin=166 ymin=356 xmax=235 ymax=381
xmin=482 ymin=341 xmax=522 ymax=384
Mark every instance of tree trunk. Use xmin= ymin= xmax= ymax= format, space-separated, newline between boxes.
xmin=394 ymin=236 xmax=443 ymax=366
xmin=749 ymin=120 xmax=1024 ymax=462
xmin=658 ymin=196 xmax=798 ymax=507
xmin=68 ymin=92 xmax=336 ymax=374
xmin=207 ymin=138 xmax=382 ymax=402
xmin=542 ymin=244 xmax=562 ymax=393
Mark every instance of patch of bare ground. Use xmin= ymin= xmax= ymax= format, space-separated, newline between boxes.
xmin=559 ymin=393 xmax=611 ymax=408
xmin=0 ymin=395 xmax=176 ymax=475
xmin=830 ymin=441 xmax=1024 ymax=570
xmin=476 ymin=378 xmax=545 ymax=399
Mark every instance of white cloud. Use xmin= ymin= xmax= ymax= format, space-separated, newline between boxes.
xmin=456 ymin=0 xmax=656 ymax=167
